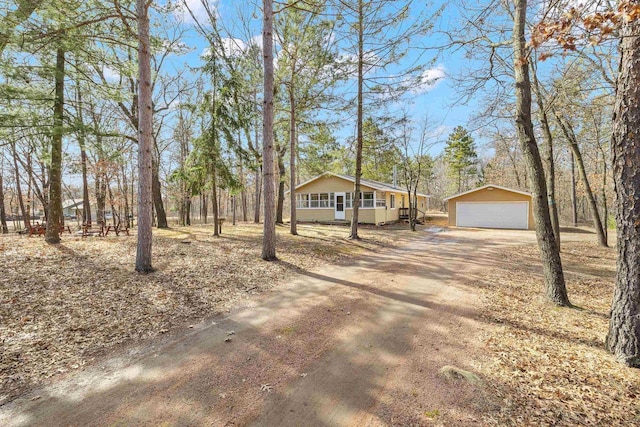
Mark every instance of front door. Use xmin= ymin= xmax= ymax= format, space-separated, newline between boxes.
xmin=335 ymin=192 xmax=345 ymax=220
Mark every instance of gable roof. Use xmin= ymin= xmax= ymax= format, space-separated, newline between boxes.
xmin=443 ymin=184 xmax=532 ymax=201
xmin=290 ymin=172 xmax=430 ymax=198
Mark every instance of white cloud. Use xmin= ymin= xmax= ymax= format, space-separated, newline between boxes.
xmin=412 ymin=64 xmax=446 ymax=95
xmin=103 ymin=66 xmax=120 ymax=82
xmin=221 ymin=37 xmax=248 ymax=56
xmin=174 ymin=0 xmax=215 ymax=25
xmin=200 ymin=36 xmax=260 ymax=60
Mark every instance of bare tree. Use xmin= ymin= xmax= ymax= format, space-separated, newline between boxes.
xmin=530 ymin=59 xmax=560 ymax=247
xmin=0 ymin=161 xmax=8 ymax=234
xmin=261 ymin=0 xmax=277 ymax=260
xmin=513 ymin=0 xmax=569 ymax=306
xmin=135 ymin=0 xmax=154 ymax=272
xmin=44 ymin=46 xmax=65 ymax=244
xmin=399 ymin=115 xmax=437 ymax=231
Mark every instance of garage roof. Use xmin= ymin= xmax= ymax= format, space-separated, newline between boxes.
xmin=443 ymin=184 xmax=532 ymax=201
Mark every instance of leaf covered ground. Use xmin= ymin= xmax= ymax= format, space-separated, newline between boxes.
xmin=2 ymin=221 xmax=639 ymax=426
xmin=0 ymin=223 xmax=409 ymax=405
xmin=474 ymin=239 xmax=640 ymax=426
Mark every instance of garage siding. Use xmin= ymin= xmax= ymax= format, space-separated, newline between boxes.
xmin=447 ymin=187 xmax=535 ymax=230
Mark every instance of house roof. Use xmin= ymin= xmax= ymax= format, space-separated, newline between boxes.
xmin=443 ymin=184 xmax=532 ymax=201
xmin=290 ymin=172 xmax=430 ymax=198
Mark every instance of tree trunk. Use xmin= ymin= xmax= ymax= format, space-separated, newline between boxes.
xmin=240 ymin=158 xmax=248 ymax=222
xmin=0 ymin=172 xmax=8 ymax=233
xmin=201 ymin=192 xmax=207 ymax=224
xmin=276 ymin=146 xmax=285 ymax=224
xmin=555 ymin=113 xmax=607 ymax=246
xmin=606 ymin=6 xmax=640 ymax=367
xmin=512 ymin=0 xmax=569 ymax=306
xmin=289 ymin=88 xmax=298 ymax=235
xmin=349 ymin=0 xmax=364 ymax=240
xmin=11 ymin=141 xmax=28 ymax=229
xmin=410 ymin=191 xmax=417 ymax=232
xmin=107 ymin=182 xmax=117 ymax=226
xmin=152 ymin=144 xmax=168 ymax=228
xmin=95 ymin=147 xmax=106 ymax=226
xmin=120 ymin=163 xmax=130 ymax=228
xmin=186 ymin=197 xmax=191 ymax=225
xmin=570 ymin=151 xmax=578 ymax=227
xmin=135 ymin=0 xmax=154 ymax=272
xmin=45 ymin=46 xmax=65 ymax=244
xmin=601 ymin=149 xmax=608 ymax=242
xmin=76 ymin=86 xmax=92 ymax=225
xmin=80 ymin=144 xmax=91 ymax=224
xmin=212 ymin=170 xmax=219 ymax=237
xmin=232 ymin=195 xmax=237 ymax=226
xmin=254 ymin=168 xmax=261 ymax=223
xmin=531 ymin=62 xmax=560 ymax=247
xmin=261 ymin=0 xmax=277 ymax=260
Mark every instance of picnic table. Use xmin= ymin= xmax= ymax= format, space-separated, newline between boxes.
xmin=27 ymin=222 xmax=72 ymax=237
xmin=82 ymin=222 xmax=130 ymax=237
xmin=82 ymin=222 xmax=104 ymax=237
xmin=104 ymin=223 xmax=130 ymax=236
xmin=27 ymin=222 xmax=45 ymax=237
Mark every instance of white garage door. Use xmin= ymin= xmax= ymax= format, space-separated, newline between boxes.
xmin=456 ymin=202 xmax=529 ymax=229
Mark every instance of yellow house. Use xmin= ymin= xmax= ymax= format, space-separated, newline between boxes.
xmin=289 ymin=172 xmax=430 ymax=225
xmin=444 ymin=184 xmax=535 ymax=230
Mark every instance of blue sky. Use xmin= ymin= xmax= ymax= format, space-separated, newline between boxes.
xmin=165 ymin=0 xmax=483 ymax=157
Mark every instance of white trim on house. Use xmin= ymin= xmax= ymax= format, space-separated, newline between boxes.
xmin=443 ymin=184 xmax=532 ymax=201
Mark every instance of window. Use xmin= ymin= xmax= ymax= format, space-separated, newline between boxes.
xmin=298 ymin=193 xmax=337 ymax=209
xmin=362 ymin=192 xmax=374 ymax=208
xmin=390 ymin=194 xmax=396 ymax=209
xmin=376 ymin=192 xmax=386 ymax=207
xmin=296 ymin=193 xmax=309 ymax=208
xmin=319 ymin=193 xmax=330 ymax=208
xmin=344 ymin=192 xmax=375 ymax=208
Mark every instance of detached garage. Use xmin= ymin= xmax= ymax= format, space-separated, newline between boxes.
xmin=444 ymin=185 xmax=534 ymax=230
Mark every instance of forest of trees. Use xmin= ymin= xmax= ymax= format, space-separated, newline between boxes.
xmin=1 ymin=0 xmax=640 ymax=366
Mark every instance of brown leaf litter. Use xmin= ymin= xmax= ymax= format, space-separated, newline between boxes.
xmin=0 ymin=223 xmax=407 ymax=406
xmin=473 ymin=240 xmax=640 ymax=426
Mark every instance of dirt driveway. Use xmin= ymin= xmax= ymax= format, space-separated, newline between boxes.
xmin=1 ymin=227 xmax=541 ymax=426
